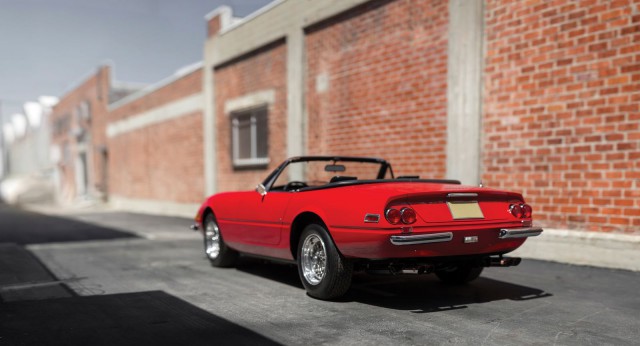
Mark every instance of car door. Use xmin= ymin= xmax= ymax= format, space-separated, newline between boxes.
xmin=246 ymin=190 xmax=293 ymax=245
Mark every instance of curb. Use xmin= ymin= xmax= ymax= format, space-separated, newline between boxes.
xmin=511 ymin=228 xmax=640 ymax=272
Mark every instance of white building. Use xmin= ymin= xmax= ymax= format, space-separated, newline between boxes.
xmin=0 ymin=96 xmax=58 ymax=204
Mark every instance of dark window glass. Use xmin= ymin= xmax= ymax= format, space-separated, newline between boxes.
xmin=256 ymin=108 xmax=268 ymax=159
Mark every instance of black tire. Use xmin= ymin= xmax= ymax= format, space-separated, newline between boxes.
xmin=435 ymin=262 xmax=483 ymax=284
xmin=296 ymin=224 xmax=353 ymax=300
xmin=203 ymin=213 xmax=238 ymax=267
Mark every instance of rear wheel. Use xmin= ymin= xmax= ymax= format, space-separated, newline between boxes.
xmin=203 ymin=213 xmax=238 ymax=267
xmin=435 ymin=262 xmax=483 ymax=284
xmin=297 ymin=224 xmax=352 ymax=300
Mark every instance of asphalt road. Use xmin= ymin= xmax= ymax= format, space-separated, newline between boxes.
xmin=1 ymin=203 xmax=639 ymax=345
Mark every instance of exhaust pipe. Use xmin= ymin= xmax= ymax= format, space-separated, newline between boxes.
xmin=485 ymin=256 xmax=521 ymax=267
xmin=367 ymin=264 xmax=434 ymax=275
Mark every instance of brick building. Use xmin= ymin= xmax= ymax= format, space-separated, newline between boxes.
xmin=106 ymin=63 xmax=204 ymax=215
xmin=50 ymin=65 xmax=141 ymax=204
xmin=202 ymin=0 xmax=638 ymax=236
xmin=482 ymin=0 xmax=640 ymax=233
xmin=50 ymin=0 xmax=639 ymax=268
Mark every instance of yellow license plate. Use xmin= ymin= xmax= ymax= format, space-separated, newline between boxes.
xmin=447 ymin=201 xmax=484 ymax=220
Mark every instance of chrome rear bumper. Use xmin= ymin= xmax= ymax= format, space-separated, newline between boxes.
xmin=389 ymin=227 xmax=543 ymax=245
xmin=498 ymin=227 xmax=543 ymax=239
xmin=390 ymin=232 xmax=453 ymax=245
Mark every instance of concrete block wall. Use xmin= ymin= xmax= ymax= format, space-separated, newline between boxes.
xmin=483 ymin=0 xmax=640 ymax=233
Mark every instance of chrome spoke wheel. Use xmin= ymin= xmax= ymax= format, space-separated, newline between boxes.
xmin=301 ymin=234 xmax=327 ymax=285
xmin=204 ymin=219 xmax=220 ymax=260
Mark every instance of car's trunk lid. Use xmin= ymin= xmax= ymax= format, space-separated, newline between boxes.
xmin=407 ymin=190 xmax=523 ymax=223
xmin=377 ymin=183 xmax=524 ymax=224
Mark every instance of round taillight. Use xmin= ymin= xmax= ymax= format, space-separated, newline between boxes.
xmin=400 ymin=207 xmax=417 ymax=224
xmin=385 ymin=208 xmax=401 ymax=225
xmin=521 ymin=204 xmax=532 ymax=218
xmin=510 ymin=204 xmax=523 ymax=218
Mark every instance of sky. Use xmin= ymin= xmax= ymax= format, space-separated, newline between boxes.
xmin=0 ymin=0 xmax=273 ymax=118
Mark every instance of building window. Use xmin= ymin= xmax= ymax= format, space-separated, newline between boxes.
xmin=231 ymin=106 xmax=268 ymax=167
xmin=53 ymin=115 xmax=71 ymax=137
xmin=81 ymin=101 xmax=92 ymax=122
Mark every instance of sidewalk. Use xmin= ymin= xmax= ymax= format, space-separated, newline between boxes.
xmin=20 ymin=202 xmax=198 ymax=241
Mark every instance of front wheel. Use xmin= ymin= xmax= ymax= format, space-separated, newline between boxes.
xmin=203 ymin=213 xmax=238 ymax=267
xmin=297 ymin=224 xmax=352 ymax=300
xmin=435 ymin=262 xmax=483 ymax=284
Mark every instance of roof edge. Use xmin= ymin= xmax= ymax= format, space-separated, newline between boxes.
xmin=108 ymin=61 xmax=203 ymax=111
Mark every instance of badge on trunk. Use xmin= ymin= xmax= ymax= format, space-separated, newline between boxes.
xmin=464 ymin=236 xmax=479 ymax=243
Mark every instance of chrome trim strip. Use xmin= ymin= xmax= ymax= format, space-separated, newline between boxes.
xmin=447 ymin=193 xmax=478 ymax=198
xmin=390 ymin=232 xmax=453 ymax=245
xmin=498 ymin=227 xmax=543 ymax=239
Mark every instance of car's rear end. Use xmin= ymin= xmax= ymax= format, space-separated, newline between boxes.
xmin=329 ymin=182 xmax=542 ymax=262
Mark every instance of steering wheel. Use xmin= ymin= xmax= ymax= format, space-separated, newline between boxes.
xmin=285 ymin=181 xmax=308 ymax=191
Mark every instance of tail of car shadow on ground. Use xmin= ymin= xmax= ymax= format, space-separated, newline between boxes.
xmin=0 ymin=290 xmax=282 ymax=346
xmin=234 ymin=257 xmax=552 ymax=311
xmin=0 ymin=203 xmax=138 ymax=245
xmin=347 ymin=274 xmax=552 ymax=313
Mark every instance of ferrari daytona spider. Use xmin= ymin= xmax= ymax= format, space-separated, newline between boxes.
xmin=192 ymin=156 xmax=542 ymax=299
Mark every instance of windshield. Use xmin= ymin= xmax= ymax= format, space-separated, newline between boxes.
xmin=270 ymin=159 xmax=390 ymax=191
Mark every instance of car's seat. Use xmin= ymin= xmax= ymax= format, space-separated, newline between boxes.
xmin=330 ymin=176 xmax=358 ymax=183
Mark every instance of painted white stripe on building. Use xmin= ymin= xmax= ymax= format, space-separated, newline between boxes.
xmin=107 ymin=93 xmax=203 ymax=138
xmin=224 ymin=89 xmax=275 ymax=114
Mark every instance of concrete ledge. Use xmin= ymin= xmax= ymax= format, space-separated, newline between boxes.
xmin=109 ymin=196 xmax=199 ymax=219
xmin=107 ymin=93 xmax=203 ymax=138
xmin=224 ymin=89 xmax=275 ymax=114
xmin=511 ymin=228 xmax=640 ymax=272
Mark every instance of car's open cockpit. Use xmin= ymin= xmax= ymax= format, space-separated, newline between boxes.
xmin=263 ymin=156 xmax=391 ymax=192
xmin=257 ymin=156 xmax=460 ymax=194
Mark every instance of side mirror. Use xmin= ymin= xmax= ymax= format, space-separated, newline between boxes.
xmin=256 ymin=183 xmax=267 ymax=197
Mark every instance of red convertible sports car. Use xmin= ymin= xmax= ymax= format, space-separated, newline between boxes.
xmin=192 ymin=156 xmax=542 ymax=299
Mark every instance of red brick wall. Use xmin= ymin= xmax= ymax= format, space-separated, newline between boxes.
xmin=50 ymin=65 xmax=111 ymax=202
xmin=483 ymin=0 xmax=640 ymax=233
xmin=108 ymin=112 xmax=204 ymax=203
xmin=108 ymin=68 xmax=204 ymax=203
xmin=305 ymin=0 xmax=449 ymax=178
xmin=208 ymin=15 xmax=222 ymax=38
xmin=109 ymin=70 xmax=203 ymax=122
xmin=214 ymin=41 xmax=288 ymax=192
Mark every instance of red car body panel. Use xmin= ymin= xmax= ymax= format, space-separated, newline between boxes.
xmin=196 ymin=179 xmax=534 ymax=261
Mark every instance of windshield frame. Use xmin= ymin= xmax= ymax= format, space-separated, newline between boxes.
xmin=262 ymin=156 xmax=394 ymax=192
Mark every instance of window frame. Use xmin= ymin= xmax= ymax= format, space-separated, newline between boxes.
xmin=230 ymin=105 xmax=269 ymax=168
